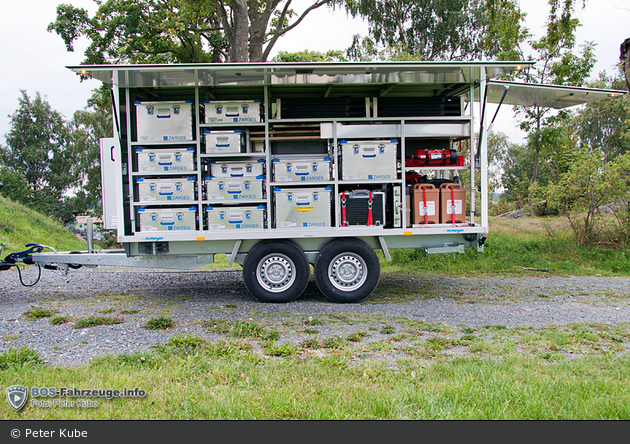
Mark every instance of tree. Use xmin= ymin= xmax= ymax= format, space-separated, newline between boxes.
xmin=507 ymin=0 xmax=595 ymax=185
xmin=574 ymin=72 xmax=630 ymax=163
xmin=0 ymin=91 xmax=79 ymax=219
xmin=342 ymin=0 xmax=514 ymax=61
xmin=272 ymin=49 xmax=348 ymax=62
xmin=48 ymin=0 xmax=333 ymax=63
xmin=67 ymin=84 xmax=113 ymax=217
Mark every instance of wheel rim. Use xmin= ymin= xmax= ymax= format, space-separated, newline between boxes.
xmin=256 ymin=253 xmax=297 ymax=293
xmin=327 ymin=253 xmax=367 ymax=292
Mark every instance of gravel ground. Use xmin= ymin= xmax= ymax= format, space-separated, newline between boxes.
xmin=1 ymin=265 xmax=629 ymax=367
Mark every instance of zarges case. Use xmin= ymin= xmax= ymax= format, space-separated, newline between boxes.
xmin=339 ymin=139 xmax=398 ymax=180
xmin=135 ymin=100 xmax=194 ymax=142
xmin=203 ymin=129 xmax=244 ymax=153
xmin=137 ymin=206 xmax=197 ymax=232
xmin=273 ymin=187 xmax=332 ymax=229
xmin=338 ymin=189 xmax=386 ymax=227
xmin=272 ymin=156 xmax=332 ymax=182
xmin=206 ymin=205 xmax=266 ymax=230
xmin=208 ymin=159 xmax=265 ymax=178
xmin=204 ymin=175 xmax=265 ymax=202
xmin=136 ymin=176 xmax=196 ymax=203
xmin=203 ymin=100 xmax=262 ymax=124
xmin=135 ymin=147 xmax=196 ymax=173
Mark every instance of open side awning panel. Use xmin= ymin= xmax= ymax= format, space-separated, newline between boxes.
xmin=483 ymin=80 xmax=626 ymax=109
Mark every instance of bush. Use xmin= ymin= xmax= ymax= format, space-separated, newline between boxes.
xmin=542 ymin=151 xmax=630 ymax=247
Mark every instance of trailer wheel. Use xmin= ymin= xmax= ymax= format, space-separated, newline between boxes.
xmin=314 ymin=238 xmax=380 ymax=303
xmin=242 ymin=240 xmax=310 ymax=303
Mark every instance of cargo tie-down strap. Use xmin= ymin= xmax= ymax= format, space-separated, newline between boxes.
xmin=367 ymin=190 xmax=373 ymax=227
xmin=422 ymin=187 xmax=429 ymax=225
xmin=450 ymin=186 xmax=456 ymax=224
xmin=340 ymin=191 xmax=373 ymax=226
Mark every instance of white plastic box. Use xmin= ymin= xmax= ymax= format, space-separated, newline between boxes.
xmin=135 ymin=147 xmax=196 ymax=173
xmin=137 ymin=206 xmax=197 ymax=232
xmin=208 ymin=160 xmax=265 ymax=178
xmin=203 ymin=100 xmax=262 ymax=124
xmin=135 ymin=100 xmax=194 ymax=142
xmin=206 ymin=205 xmax=266 ymax=230
xmin=339 ymin=139 xmax=398 ymax=180
xmin=203 ymin=129 xmax=244 ymax=153
xmin=273 ymin=187 xmax=332 ymax=229
xmin=204 ymin=176 xmax=265 ymax=202
xmin=136 ymin=177 xmax=196 ymax=203
xmin=272 ymin=156 xmax=332 ymax=182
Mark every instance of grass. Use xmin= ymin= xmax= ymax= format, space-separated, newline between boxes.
xmin=23 ymin=307 xmax=57 ymax=321
xmin=73 ymin=316 xmax=124 ymax=329
xmin=0 ymin=196 xmax=86 ymax=257
xmin=144 ymin=316 xmax=174 ymax=330
xmin=382 ymin=216 xmax=630 ymax=277
xmin=1 ymin=331 xmax=629 ymax=420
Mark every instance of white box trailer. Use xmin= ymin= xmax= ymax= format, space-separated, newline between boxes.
xmin=17 ymin=62 xmax=626 ymax=303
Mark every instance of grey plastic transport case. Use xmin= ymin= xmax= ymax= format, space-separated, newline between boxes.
xmin=137 ymin=206 xmax=197 ymax=232
xmin=135 ymin=147 xmax=196 ymax=173
xmin=272 ymin=156 xmax=332 ymax=182
xmin=204 ymin=176 xmax=265 ymax=202
xmin=206 ymin=205 xmax=266 ymax=230
xmin=203 ymin=129 xmax=244 ymax=153
xmin=136 ymin=177 xmax=196 ymax=203
xmin=339 ymin=139 xmax=398 ymax=181
xmin=135 ymin=101 xmax=194 ymax=142
xmin=273 ymin=187 xmax=332 ymax=229
xmin=203 ymin=100 xmax=262 ymax=124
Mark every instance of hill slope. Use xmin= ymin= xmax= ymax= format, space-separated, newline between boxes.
xmin=0 ymin=196 xmax=87 ymax=257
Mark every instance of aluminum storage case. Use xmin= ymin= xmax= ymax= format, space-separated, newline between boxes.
xmin=204 ymin=176 xmax=265 ymax=202
xmin=135 ymin=147 xmax=196 ymax=173
xmin=337 ymin=189 xmax=386 ymax=227
xmin=208 ymin=159 xmax=265 ymax=178
xmin=203 ymin=100 xmax=262 ymax=124
xmin=205 ymin=205 xmax=266 ymax=230
xmin=137 ymin=206 xmax=197 ymax=232
xmin=339 ymin=139 xmax=398 ymax=181
xmin=273 ymin=187 xmax=332 ymax=229
xmin=203 ymin=129 xmax=244 ymax=154
xmin=271 ymin=156 xmax=332 ymax=182
xmin=136 ymin=176 xmax=196 ymax=203
xmin=135 ymin=100 xmax=194 ymax=142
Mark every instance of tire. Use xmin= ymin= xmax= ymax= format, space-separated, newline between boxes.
xmin=242 ymin=240 xmax=310 ymax=303
xmin=314 ymin=238 xmax=380 ymax=303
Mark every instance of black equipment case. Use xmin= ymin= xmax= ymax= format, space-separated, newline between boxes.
xmin=338 ymin=189 xmax=386 ymax=227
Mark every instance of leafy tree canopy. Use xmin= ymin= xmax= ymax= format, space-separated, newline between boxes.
xmin=47 ymin=0 xmax=334 ymax=63
xmin=0 ymin=91 xmax=80 ymax=220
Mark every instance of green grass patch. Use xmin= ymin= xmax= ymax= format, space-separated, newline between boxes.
xmin=2 ymin=342 xmax=630 ymax=419
xmin=0 ymin=196 xmax=86 ymax=257
xmin=74 ymin=316 xmax=123 ymax=329
xmin=23 ymin=307 xmax=57 ymax=321
xmin=144 ymin=316 xmax=174 ymax=330
xmin=49 ymin=316 xmax=71 ymax=325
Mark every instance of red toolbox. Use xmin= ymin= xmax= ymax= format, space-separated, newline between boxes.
xmin=414 ymin=149 xmax=458 ymax=166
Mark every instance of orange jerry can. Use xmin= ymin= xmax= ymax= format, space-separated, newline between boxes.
xmin=440 ymin=183 xmax=466 ymax=224
xmin=411 ymin=183 xmax=439 ymax=225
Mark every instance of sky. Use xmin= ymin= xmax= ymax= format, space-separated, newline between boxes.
xmin=0 ymin=0 xmax=628 ymax=146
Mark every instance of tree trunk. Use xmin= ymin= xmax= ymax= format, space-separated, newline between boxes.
xmin=230 ymin=0 xmax=249 ymax=62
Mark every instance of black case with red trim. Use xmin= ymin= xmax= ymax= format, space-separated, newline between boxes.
xmin=339 ymin=190 xmax=386 ymax=227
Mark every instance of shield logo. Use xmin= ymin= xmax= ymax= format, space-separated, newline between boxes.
xmin=6 ymin=385 xmax=28 ymax=412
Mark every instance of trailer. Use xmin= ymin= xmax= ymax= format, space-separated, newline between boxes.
xmin=2 ymin=62 xmax=625 ymax=302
